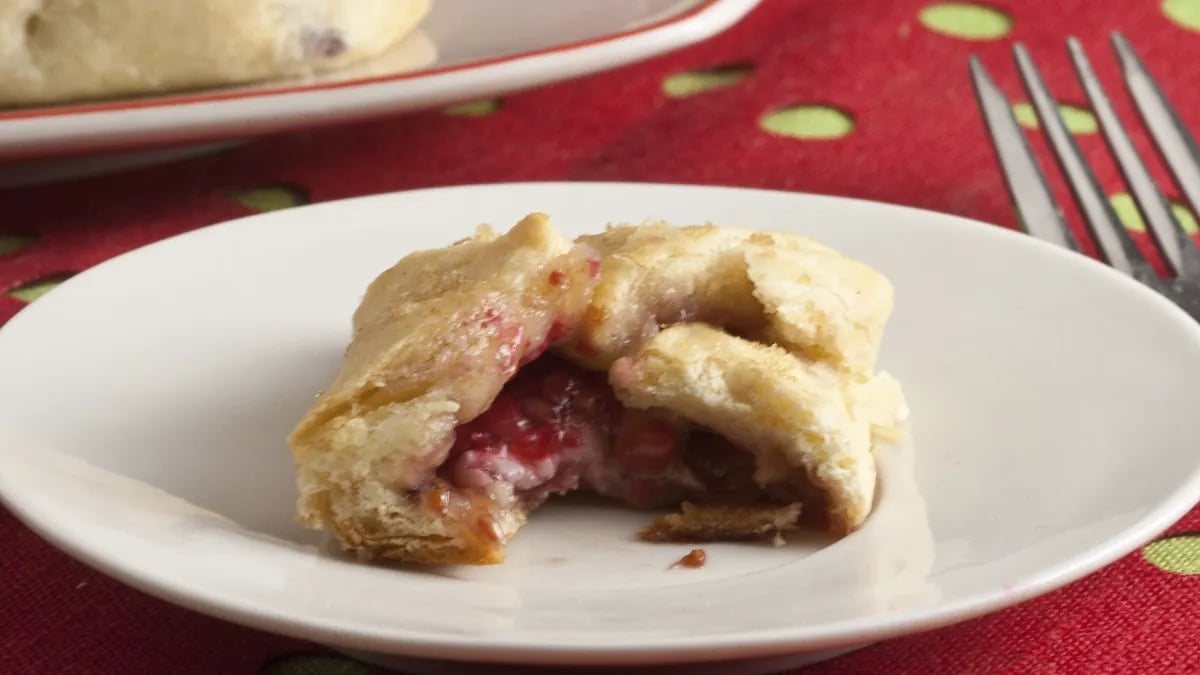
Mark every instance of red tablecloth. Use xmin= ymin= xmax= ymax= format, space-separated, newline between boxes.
xmin=3 ymin=1 xmax=1199 ymax=673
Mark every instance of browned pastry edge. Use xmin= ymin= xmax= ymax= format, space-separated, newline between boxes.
xmin=640 ymin=501 xmax=804 ymax=543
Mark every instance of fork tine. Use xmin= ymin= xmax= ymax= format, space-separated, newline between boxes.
xmin=1068 ymin=37 xmax=1200 ymax=280
xmin=1012 ymin=43 xmax=1154 ymax=280
xmin=968 ymin=56 xmax=1079 ymax=250
xmin=1111 ymin=33 xmax=1200 ymax=224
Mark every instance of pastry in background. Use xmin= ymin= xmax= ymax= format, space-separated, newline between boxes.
xmin=0 ymin=0 xmax=431 ymax=106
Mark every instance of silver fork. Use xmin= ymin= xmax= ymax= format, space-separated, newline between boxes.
xmin=970 ymin=32 xmax=1200 ymax=321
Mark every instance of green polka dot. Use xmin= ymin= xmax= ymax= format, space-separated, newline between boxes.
xmin=1164 ymin=0 xmax=1200 ymax=32
xmin=1012 ymin=102 xmax=1098 ymax=134
xmin=443 ymin=99 xmax=502 ymax=117
xmin=1012 ymin=103 xmax=1038 ymax=129
xmin=1111 ymin=193 xmax=1145 ymax=232
xmin=919 ymin=2 xmax=1013 ymax=40
xmin=262 ymin=654 xmax=374 ymax=675
xmin=8 ymin=273 xmax=74 ymax=303
xmin=1173 ymin=202 xmax=1199 ymax=234
xmin=1056 ymin=105 xmax=1097 ymax=134
xmin=760 ymin=105 xmax=854 ymax=140
xmin=1110 ymin=193 xmax=1199 ymax=234
xmin=1143 ymin=534 xmax=1200 ymax=575
xmin=230 ymin=185 xmax=308 ymax=212
xmin=662 ymin=64 xmax=752 ymax=98
xmin=0 ymin=234 xmax=35 ymax=257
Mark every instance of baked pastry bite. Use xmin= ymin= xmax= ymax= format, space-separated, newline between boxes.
xmin=289 ymin=214 xmax=907 ymax=564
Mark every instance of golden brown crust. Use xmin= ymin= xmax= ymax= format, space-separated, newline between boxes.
xmin=288 ymin=213 xmax=595 ymax=563
xmin=742 ymin=231 xmax=894 ymax=375
xmin=564 ymin=224 xmax=759 ymax=370
xmin=562 ymin=223 xmax=894 ymax=376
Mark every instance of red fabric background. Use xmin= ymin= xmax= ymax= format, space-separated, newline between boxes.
xmin=3 ymin=1 xmax=1199 ymax=673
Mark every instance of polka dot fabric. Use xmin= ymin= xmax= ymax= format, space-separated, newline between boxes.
xmin=2 ymin=1 xmax=1200 ymax=673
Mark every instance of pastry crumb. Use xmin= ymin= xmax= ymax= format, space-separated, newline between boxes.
xmin=671 ymin=548 xmax=707 ymax=569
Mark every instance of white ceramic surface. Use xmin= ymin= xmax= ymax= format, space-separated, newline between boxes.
xmin=2 ymin=183 xmax=1200 ymax=670
xmin=0 ymin=0 xmax=759 ymax=161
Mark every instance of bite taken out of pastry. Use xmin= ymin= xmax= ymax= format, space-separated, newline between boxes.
xmin=288 ymin=214 xmax=907 ymax=565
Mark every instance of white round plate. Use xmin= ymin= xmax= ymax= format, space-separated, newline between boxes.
xmin=0 ymin=0 xmax=758 ymax=162
xmin=2 ymin=183 xmax=1200 ymax=670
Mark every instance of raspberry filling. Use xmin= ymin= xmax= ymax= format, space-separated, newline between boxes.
xmin=442 ymin=355 xmax=699 ymax=510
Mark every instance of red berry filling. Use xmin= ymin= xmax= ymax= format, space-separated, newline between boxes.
xmin=443 ymin=355 xmax=699 ymax=509
xmin=587 ymin=410 xmax=697 ymax=508
xmin=444 ymin=356 xmax=619 ymax=506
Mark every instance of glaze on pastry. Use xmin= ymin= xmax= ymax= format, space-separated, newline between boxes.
xmin=562 ymin=223 xmax=894 ymax=376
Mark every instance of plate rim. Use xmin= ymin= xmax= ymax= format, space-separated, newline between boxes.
xmin=2 ymin=181 xmax=1200 ymax=666
xmin=0 ymin=0 xmax=761 ymax=160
